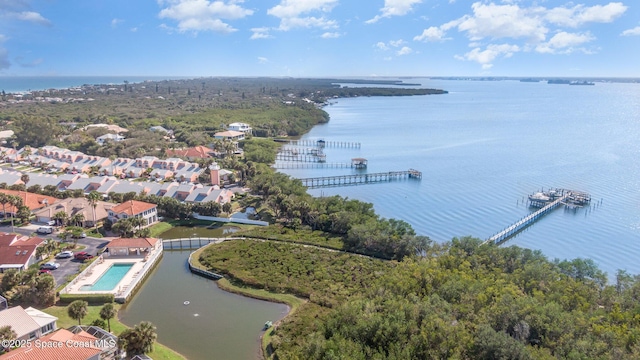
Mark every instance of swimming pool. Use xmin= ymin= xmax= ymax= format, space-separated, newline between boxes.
xmin=80 ymin=263 xmax=134 ymax=291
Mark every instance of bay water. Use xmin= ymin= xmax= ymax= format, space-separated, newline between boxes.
xmin=280 ymin=79 xmax=640 ymax=278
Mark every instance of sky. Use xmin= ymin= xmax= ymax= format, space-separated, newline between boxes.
xmin=0 ymin=0 xmax=639 ymax=77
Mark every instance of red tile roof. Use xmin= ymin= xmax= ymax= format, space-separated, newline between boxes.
xmin=110 ymin=200 xmax=156 ymax=216
xmin=108 ymin=237 xmax=159 ymax=248
xmin=0 ymin=328 xmax=102 ymax=360
xmin=0 ymin=190 xmax=58 ymax=212
xmin=0 ymin=244 xmax=37 ymax=267
xmin=166 ymin=145 xmax=214 ymax=159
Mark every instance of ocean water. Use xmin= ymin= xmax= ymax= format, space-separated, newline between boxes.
xmin=280 ymin=79 xmax=640 ymax=277
xmin=0 ymin=76 xmax=187 ymax=93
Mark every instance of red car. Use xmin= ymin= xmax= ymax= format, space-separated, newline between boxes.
xmin=39 ymin=269 xmax=51 ymax=275
xmin=74 ymin=252 xmax=94 ymax=261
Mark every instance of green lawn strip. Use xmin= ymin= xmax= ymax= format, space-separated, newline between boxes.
xmin=43 ymin=304 xmax=186 ymax=360
xmin=148 ymin=221 xmax=173 ymax=237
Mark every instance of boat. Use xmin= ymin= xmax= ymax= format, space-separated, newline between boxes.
xmin=547 ymin=79 xmax=571 ymax=84
xmin=569 ymin=81 xmax=595 ymax=86
xmin=263 ymin=321 xmax=273 ymax=330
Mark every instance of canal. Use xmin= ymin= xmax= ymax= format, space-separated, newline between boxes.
xmin=119 ymin=226 xmax=289 ymax=360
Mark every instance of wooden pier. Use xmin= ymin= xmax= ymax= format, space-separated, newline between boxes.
xmin=276 ymin=139 xmax=361 ymax=148
xmin=274 ymin=162 xmax=354 ymax=169
xmin=275 ymin=153 xmax=327 ymax=162
xmin=484 ymin=188 xmax=591 ymax=245
xmin=298 ymin=169 xmax=422 ymax=189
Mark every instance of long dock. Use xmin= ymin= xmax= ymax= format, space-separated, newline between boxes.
xmin=275 ymin=153 xmax=327 ymax=162
xmin=274 ymin=162 xmax=353 ymax=169
xmin=275 ymin=139 xmax=361 ymax=148
xmin=484 ymin=188 xmax=591 ymax=245
xmin=299 ymin=169 xmax=422 ymax=188
xmin=484 ymin=195 xmax=568 ymax=245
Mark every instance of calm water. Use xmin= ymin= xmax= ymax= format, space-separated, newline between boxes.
xmin=119 ymin=250 xmax=289 ymax=360
xmin=280 ymin=79 xmax=640 ymax=278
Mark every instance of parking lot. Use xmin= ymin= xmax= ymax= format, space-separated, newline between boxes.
xmin=9 ymin=225 xmax=110 ymax=286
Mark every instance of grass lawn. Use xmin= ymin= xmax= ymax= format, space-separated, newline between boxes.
xmin=148 ymin=221 xmax=173 ymax=237
xmin=43 ymin=304 xmax=186 ymax=360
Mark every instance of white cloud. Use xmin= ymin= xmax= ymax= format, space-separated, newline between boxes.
xmin=457 ymin=3 xmax=548 ymax=42
xmin=131 ymin=27 xmax=138 ymax=32
xmin=375 ymin=42 xmax=389 ymax=51
xmin=545 ymin=2 xmax=627 ymax=28
xmin=535 ymin=31 xmax=595 ymax=54
xmin=15 ymin=11 xmax=51 ymax=26
xmin=0 ymin=34 xmax=6 ymax=42
xmin=389 ymin=39 xmax=405 ymax=47
xmin=250 ymin=27 xmax=272 ymax=40
xmin=455 ymin=43 xmax=520 ymax=68
xmin=158 ymin=0 xmax=253 ymax=34
xmin=397 ymin=46 xmax=413 ymax=55
xmin=268 ymin=0 xmax=338 ymax=31
xmin=321 ymin=32 xmax=341 ymax=38
xmin=111 ymin=18 xmax=124 ymax=28
xmin=621 ymin=26 xmax=640 ymax=36
xmin=413 ymin=26 xmax=447 ymax=42
xmin=366 ymin=0 xmax=422 ymax=24
xmin=258 ymin=57 xmax=269 ymax=64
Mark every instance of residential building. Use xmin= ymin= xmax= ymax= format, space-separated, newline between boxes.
xmin=213 ymin=130 xmax=245 ymax=141
xmin=32 ymin=198 xmax=115 ymax=227
xmin=96 ymin=133 xmax=125 ymax=145
xmin=108 ymin=200 xmax=158 ymax=226
xmin=0 ymin=189 xmax=58 ymax=215
xmin=0 ymin=328 xmax=101 ymax=360
xmin=107 ymin=237 xmax=161 ymax=256
xmin=0 ymin=306 xmax=57 ymax=341
xmin=0 ymin=233 xmax=44 ymax=272
xmin=227 ymin=122 xmax=252 ymax=134
xmin=165 ymin=145 xmax=215 ymax=160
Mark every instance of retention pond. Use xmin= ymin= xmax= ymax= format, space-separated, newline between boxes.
xmin=119 ymin=226 xmax=289 ymax=360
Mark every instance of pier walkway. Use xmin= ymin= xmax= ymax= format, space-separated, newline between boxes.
xmin=299 ymin=169 xmax=422 ymax=189
xmin=484 ymin=194 xmax=568 ymax=245
xmin=275 ymin=139 xmax=361 ymax=148
xmin=274 ymin=162 xmax=353 ymax=169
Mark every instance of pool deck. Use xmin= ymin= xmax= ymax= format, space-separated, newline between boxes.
xmin=61 ymin=244 xmax=163 ymax=302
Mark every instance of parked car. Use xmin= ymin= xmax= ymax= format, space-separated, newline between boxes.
xmin=40 ymin=262 xmax=60 ymax=270
xmin=71 ymin=232 xmax=87 ymax=239
xmin=36 ymin=226 xmax=54 ymax=234
xmin=55 ymin=251 xmax=74 ymax=259
xmin=74 ymin=252 xmax=94 ymax=260
xmin=39 ymin=269 xmax=52 ymax=275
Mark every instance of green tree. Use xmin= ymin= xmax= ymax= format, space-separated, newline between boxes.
xmin=52 ymin=211 xmax=69 ymax=226
xmin=119 ymin=321 xmax=157 ymax=356
xmin=67 ymin=300 xmax=89 ymax=325
xmin=99 ymin=303 xmax=117 ymax=333
xmin=86 ymin=191 xmax=102 ymax=230
xmin=16 ymin=205 xmax=31 ymax=224
xmin=12 ymin=116 xmax=62 ymax=148
xmin=0 ymin=325 xmax=16 ymax=352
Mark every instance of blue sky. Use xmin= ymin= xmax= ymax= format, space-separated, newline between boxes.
xmin=0 ymin=0 xmax=639 ymax=77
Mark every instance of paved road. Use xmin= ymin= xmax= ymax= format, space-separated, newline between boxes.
xmin=3 ymin=224 xmax=110 ymax=286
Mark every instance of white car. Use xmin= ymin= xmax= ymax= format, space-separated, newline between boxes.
xmin=55 ymin=251 xmax=74 ymax=259
xmin=40 ymin=262 xmax=60 ymax=270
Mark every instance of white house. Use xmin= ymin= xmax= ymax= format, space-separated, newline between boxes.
xmin=96 ymin=133 xmax=125 ymax=145
xmin=108 ymin=200 xmax=158 ymax=227
xmin=214 ymin=130 xmax=245 ymax=141
xmin=228 ymin=122 xmax=252 ymax=134
xmin=0 ymin=306 xmax=57 ymax=341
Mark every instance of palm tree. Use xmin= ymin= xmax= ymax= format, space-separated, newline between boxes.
xmin=52 ymin=211 xmax=69 ymax=227
xmin=7 ymin=195 xmax=22 ymax=232
xmin=67 ymin=300 xmax=88 ymax=325
xmin=99 ymin=303 xmax=117 ymax=333
xmin=0 ymin=193 xmax=7 ymax=220
xmin=86 ymin=191 xmax=101 ymax=230
xmin=120 ymin=321 xmax=157 ymax=356
xmin=0 ymin=325 xmax=16 ymax=352
xmin=20 ymin=174 xmax=29 ymax=186
xmin=70 ymin=213 xmax=85 ymax=227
